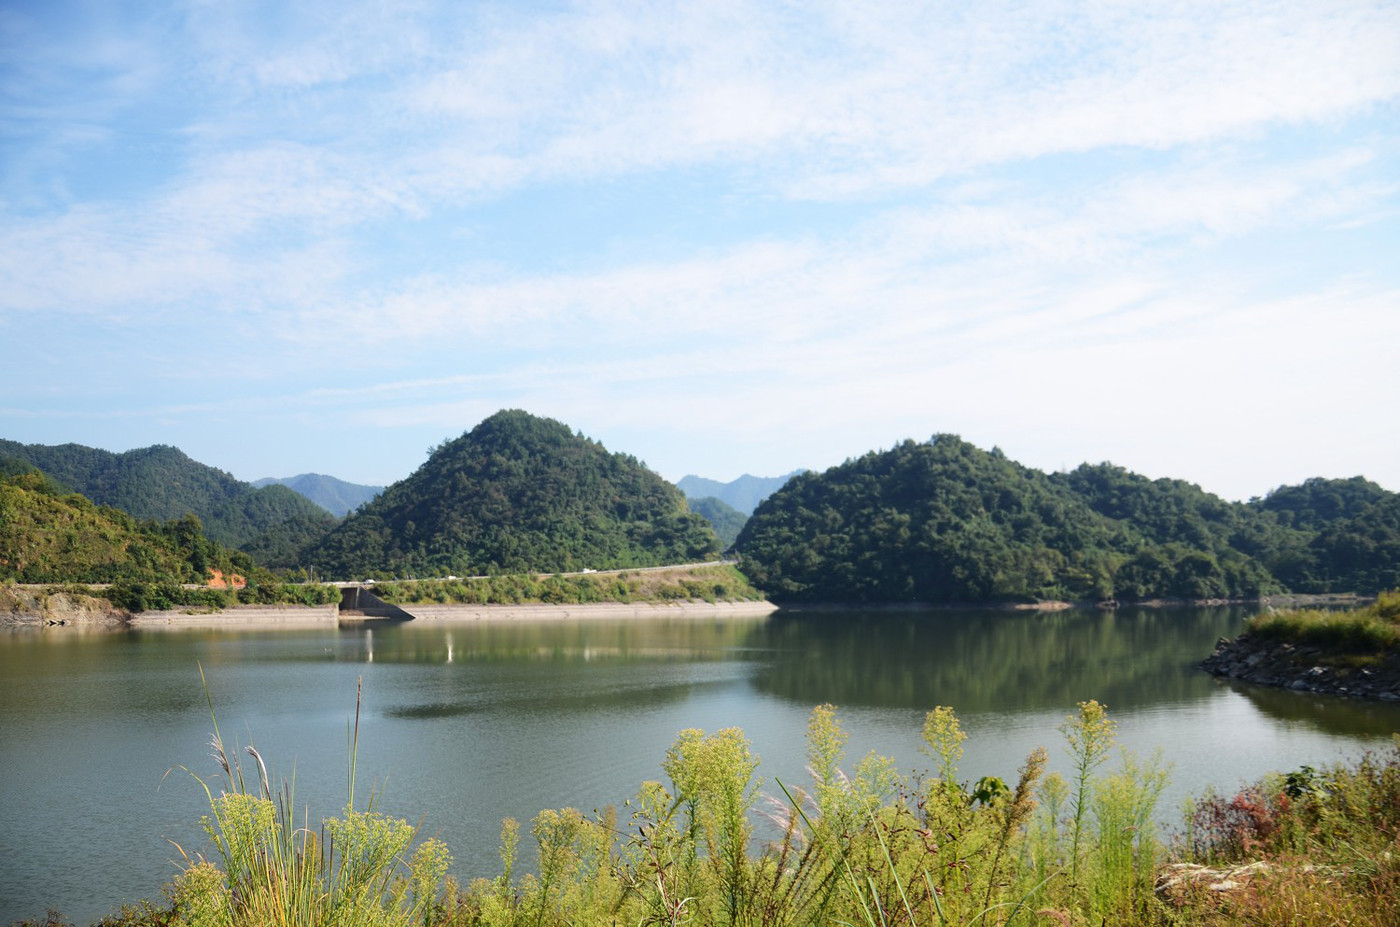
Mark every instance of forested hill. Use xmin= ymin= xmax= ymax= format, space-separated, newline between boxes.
xmin=687 ymin=496 xmax=748 ymax=550
xmin=735 ymin=435 xmax=1399 ymax=605
xmin=0 ymin=467 xmax=244 ymax=585
xmin=0 ymin=440 xmax=336 ymax=567
xmin=304 ymin=410 xmax=720 ymax=578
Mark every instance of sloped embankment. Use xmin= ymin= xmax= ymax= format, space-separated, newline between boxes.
xmin=0 ymin=585 xmax=127 ymax=627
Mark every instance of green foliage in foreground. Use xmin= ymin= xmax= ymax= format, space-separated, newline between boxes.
xmin=370 ymin=564 xmax=763 ymax=606
xmin=21 ymin=699 xmax=1400 ymax=927
xmin=1248 ymin=590 xmax=1400 ymax=652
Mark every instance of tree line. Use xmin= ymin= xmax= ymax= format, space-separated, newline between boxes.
xmin=736 ymin=435 xmax=1400 ymax=604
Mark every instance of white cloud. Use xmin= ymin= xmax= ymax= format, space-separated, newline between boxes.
xmin=3 ymin=0 xmax=1398 ymax=496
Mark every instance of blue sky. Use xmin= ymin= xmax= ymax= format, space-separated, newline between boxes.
xmin=2 ymin=0 xmax=1397 ymax=501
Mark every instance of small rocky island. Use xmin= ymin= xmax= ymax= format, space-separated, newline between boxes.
xmin=1202 ymin=596 xmax=1400 ymax=701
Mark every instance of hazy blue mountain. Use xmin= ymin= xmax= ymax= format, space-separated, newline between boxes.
xmin=253 ymin=473 xmax=384 ymax=516
xmin=687 ymin=496 xmax=748 ymax=550
xmin=677 ymin=470 xmax=803 ymax=514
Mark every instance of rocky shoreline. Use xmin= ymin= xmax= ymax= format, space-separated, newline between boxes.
xmin=1201 ymin=632 xmax=1400 ymax=702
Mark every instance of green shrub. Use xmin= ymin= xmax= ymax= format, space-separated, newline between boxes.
xmin=1249 ymin=592 xmax=1400 ymax=652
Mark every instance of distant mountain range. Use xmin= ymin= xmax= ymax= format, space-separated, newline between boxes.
xmin=7 ymin=421 xmax=1397 ymax=604
xmin=677 ymin=471 xmax=803 ymax=514
xmin=252 ymin=473 xmax=383 ymax=516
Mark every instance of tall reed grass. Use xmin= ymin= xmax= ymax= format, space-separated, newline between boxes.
xmin=160 ymin=667 xmax=451 ymax=927
xmin=434 ymin=699 xmax=1178 ymax=927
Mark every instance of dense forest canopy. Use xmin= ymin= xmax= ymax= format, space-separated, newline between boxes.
xmin=736 ymin=435 xmax=1398 ymax=604
xmin=303 ymin=410 xmax=720 ymax=578
xmin=0 ymin=440 xmax=336 ymax=567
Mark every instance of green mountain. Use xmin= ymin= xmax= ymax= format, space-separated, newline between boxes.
xmin=687 ymin=496 xmax=748 ymax=550
xmin=737 ymin=437 xmax=1138 ymax=604
xmin=252 ymin=473 xmax=383 ymax=516
xmin=1251 ymin=478 xmax=1400 ymax=594
xmin=1045 ymin=462 xmax=1285 ymax=598
xmin=677 ymin=471 xmax=803 ymax=514
xmin=304 ymin=410 xmax=721 ymax=578
xmin=0 ymin=467 xmax=241 ymax=585
xmin=736 ymin=435 xmax=1397 ymax=605
xmin=0 ymin=440 xmax=336 ymax=567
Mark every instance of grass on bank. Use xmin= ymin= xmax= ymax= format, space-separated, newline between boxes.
xmin=369 ymin=564 xmax=765 ymax=607
xmin=13 ymin=696 xmax=1400 ymax=927
xmin=1249 ymin=590 xmax=1400 ymax=653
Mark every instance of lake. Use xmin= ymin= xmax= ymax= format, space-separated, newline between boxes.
xmin=3 ymin=605 xmax=1399 ymax=925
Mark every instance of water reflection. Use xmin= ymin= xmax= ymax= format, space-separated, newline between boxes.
xmin=383 ymin=676 xmax=733 ymax=721
xmin=1211 ymin=678 xmax=1400 ymax=736
xmin=340 ymin=618 xmax=767 ymax=665
xmin=745 ymin=606 xmax=1253 ymax=712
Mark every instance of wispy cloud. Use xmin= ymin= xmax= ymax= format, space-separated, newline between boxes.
xmin=1 ymin=0 xmax=1397 ymax=495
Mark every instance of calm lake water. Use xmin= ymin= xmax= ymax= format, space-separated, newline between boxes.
xmin=4 ymin=605 xmax=1400 ymax=925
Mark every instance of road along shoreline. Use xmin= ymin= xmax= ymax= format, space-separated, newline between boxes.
xmin=400 ymin=600 xmax=778 ymax=623
xmin=121 ymin=598 xmax=778 ymax=630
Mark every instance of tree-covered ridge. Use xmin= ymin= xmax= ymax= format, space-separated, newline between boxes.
xmin=738 ymin=436 xmax=1134 ymax=604
xmin=687 ymin=496 xmax=747 ymax=550
xmin=1252 ymin=476 xmax=1393 ymax=530
xmin=1046 ymin=462 xmax=1283 ymax=600
xmin=305 ymin=410 xmax=719 ymax=578
xmin=0 ymin=439 xmax=336 ymax=566
xmin=736 ymin=435 xmax=1394 ymax=605
xmin=1056 ymin=466 xmax=1400 ymax=597
xmin=1276 ymin=490 xmax=1400 ymax=595
xmin=0 ymin=467 xmax=244 ymax=585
